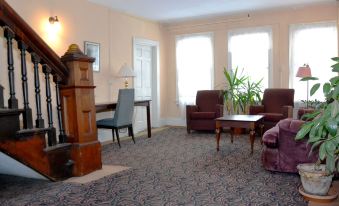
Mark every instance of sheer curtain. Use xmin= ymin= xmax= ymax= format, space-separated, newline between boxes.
xmin=228 ymin=27 xmax=272 ymax=89
xmin=289 ymin=22 xmax=338 ymax=102
xmin=176 ymin=33 xmax=214 ymax=115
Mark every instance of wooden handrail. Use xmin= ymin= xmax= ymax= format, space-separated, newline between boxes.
xmin=0 ymin=0 xmax=68 ymax=80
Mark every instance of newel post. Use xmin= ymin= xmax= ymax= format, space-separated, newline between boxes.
xmin=60 ymin=44 xmax=102 ymax=176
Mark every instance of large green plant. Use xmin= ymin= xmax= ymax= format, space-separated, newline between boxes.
xmin=223 ymin=67 xmax=263 ymax=114
xmin=296 ymin=57 xmax=339 ymax=173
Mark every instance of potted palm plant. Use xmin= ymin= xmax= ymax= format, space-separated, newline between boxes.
xmin=223 ymin=67 xmax=263 ymax=115
xmin=295 ymin=57 xmax=339 ymax=196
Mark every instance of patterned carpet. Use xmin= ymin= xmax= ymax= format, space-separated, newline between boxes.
xmin=0 ymin=127 xmax=306 ymax=205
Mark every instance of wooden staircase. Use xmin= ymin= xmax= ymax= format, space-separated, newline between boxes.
xmin=0 ymin=0 xmax=102 ymax=180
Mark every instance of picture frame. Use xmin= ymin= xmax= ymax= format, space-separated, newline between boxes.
xmin=84 ymin=41 xmax=100 ymax=72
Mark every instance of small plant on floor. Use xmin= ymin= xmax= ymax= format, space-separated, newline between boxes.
xmin=295 ymin=57 xmax=339 ymax=195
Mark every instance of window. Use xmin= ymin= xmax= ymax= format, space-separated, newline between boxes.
xmin=228 ymin=27 xmax=272 ymax=89
xmin=289 ymin=22 xmax=338 ymax=101
xmin=176 ymin=33 xmax=214 ymax=108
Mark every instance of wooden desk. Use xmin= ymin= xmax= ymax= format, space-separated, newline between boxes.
xmin=95 ymin=100 xmax=151 ymax=137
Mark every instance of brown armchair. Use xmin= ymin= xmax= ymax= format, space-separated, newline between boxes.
xmin=186 ymin=90 xmax=224 ymax=133
xmin=249 ymin=89 xmax=294 ymax=131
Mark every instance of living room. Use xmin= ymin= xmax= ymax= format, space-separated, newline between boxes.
xmin=0 ymin=0 xmax=338 ymax=205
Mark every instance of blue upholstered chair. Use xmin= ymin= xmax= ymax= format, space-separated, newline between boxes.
xmin=96 ymin=89 xmax=135 ymax=147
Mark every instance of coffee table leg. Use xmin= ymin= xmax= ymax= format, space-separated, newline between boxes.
xmin=216 ymin=127 xmax=221 ymax=151
xmin=250 ymin=130 xmax=255 ymax=154
xmin=259 ymin=124 xmax=264 ymax=145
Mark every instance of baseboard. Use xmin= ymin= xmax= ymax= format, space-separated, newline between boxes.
xmin=160 ymin=118 xmax=186 ymax=127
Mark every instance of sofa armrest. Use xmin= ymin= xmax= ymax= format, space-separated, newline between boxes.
xmin=282 ymin=105 xmax=293 ymax=118
xmin=215 ymin=104 xmax=224 ymax=118
xmin=249 ymin=105 xmax=265 ymax=115
xmin=262 ymin=126 xmax=279 ymax=148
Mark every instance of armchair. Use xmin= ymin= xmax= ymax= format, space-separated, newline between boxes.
xmin=186 ymin=90 xmax=224 ymax=133
xmin=249 ymin=88 xmax=294 ymax=131
xmin=261 ymin=118 xmax=317 ymax=173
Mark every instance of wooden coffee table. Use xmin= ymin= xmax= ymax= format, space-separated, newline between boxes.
xmin=215 ymin=115 xmax=264 ymax=154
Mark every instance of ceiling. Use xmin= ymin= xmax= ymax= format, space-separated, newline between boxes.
xmin=88 ymin=0 xmax=336 ymax=23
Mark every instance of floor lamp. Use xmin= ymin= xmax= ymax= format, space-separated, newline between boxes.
xmin=296 ymin=64 xmax=312 ymax=108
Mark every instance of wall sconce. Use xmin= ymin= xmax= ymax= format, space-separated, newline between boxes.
xmin=49 ymin=16 xmax=59 ymax=24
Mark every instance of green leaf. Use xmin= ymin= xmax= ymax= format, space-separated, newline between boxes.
xmin=325 ymin=140 xmax=336 ymax=155
xmin=319 ymin=143 xmax=326 ymax=160
xmin=300 ymin=77 xmax=319 ymax=81
xmin=310 ymin=83 xmax=321 ymax=96
xmin=331 ymin=63 xmax=339 ymax=72
xmin=323 ymin=83 xmax=331 ymax=95
xmin=309 ymin=141 xmax=322 ymax=156
xmin=330 ymin=76 xmax=339 ymax=86
xmin=333 ymin=85 xmax=339 ymax=99
xmin=296 ymin=122 xmax=314 ymax=140
xmin=326 ymin=118 xmax=338 ymax=136
xmin=301 ymin=111 xmax=321 ymax=121
xmin=332 ymin=57 xmax=339 ymax=62
xmin=326 ymin=155 xmax=335 ymax=173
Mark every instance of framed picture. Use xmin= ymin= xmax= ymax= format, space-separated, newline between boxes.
xmin=84 ymin=41 xmax=100 ymax=72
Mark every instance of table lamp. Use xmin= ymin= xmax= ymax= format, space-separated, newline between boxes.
xmin=118 ymin=63 xmax=136 ymax=88
xmin=296 ymin=64 xmax=312 ymax=108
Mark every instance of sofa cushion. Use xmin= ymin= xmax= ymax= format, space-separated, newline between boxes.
xmin=259 ymin=113 xmax=284 ymax=122
xmin=190 ymin=112 xmax=216 ymax=120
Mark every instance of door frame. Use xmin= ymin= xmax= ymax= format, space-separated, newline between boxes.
xmin=132 ymin=37 xmax=160 ymax=128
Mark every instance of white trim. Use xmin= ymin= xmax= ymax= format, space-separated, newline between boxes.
xmin=160 ymin=118 xmax=186 ymax=127
xmin=132 ymin=37 xmax=161 ymax=128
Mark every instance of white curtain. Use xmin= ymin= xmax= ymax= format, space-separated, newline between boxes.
xmin=228 ymin=27 xmax=272 ymax=89
xmin=176 ymin=33 xmax=214 ymax=115
xmin=289 ymin=22 xmax=338 ymax=102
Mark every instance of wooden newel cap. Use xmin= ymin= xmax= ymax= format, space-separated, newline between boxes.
xmin=61 ymin=44 xmax=95 ymax=63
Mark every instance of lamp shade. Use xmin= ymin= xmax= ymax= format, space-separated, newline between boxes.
xmin=296 ymin=64 xmax=312 ymax=78
xmin=118 ymin=63 xmax=136 ymax=77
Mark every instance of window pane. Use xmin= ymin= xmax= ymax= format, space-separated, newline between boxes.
xmin=176 ymin=34 xmax=213 ymax=105
xmin=290 ymin=22 xmax=337 ymax=102
xmin=228 ymin=29 xmax=271 ymax=89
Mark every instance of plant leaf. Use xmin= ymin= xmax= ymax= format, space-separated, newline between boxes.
xmin=331 ymin=63 xmax=339 ymax=72
xmin=319 ymin=143 xmax=326 ymax=160
xmin=332 ymin=57 xmax=339 ymax=62
xmin=296 ymin=122 xmax=314 ymax=140
xmin=310 ymin=83 xmax=321 ymax=96
xmin=326 ymin=118 xmax=338 ymax=136
xmin=330 ymin=76 xmax=339 ymax=86
xmin=326 ymin=154 xmax=335 ymax=173
xmin=323 ymin=83 xmax=331 ymax=95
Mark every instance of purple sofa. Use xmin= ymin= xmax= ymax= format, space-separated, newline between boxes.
xmin=186 ymin=90 xmax=224 ymax=133
xmin=261 ymin=118 xmax=318 ymax=173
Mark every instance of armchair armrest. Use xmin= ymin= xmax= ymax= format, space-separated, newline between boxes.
xmin=186 ymin=105 xmax=198 ymax=121
xmin=282 ymin=105 xmax=293 ymax=118
xmin=215 ymin=104 xmax=224 ymax=118
xmin=249 ymin=105 xmax=264 ymax=115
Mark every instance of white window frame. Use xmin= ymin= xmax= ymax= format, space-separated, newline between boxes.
xmin=175 ymin=32 xmax=215 ymax=105
xmin=227 ymin=26 xmax=273 ymax=88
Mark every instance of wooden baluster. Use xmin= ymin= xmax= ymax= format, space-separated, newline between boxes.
xmin=31 ymin=53 xmax=45 ymax=128
xmin=18 ymin=41 xmax=33 ymax=129
xmin=42 ymin=64 xmax=56 ymax=146
xmin=4 ymin=27 xmax=18 ymax=109
xmin=54 ymin=76 xmax=67 ymax=143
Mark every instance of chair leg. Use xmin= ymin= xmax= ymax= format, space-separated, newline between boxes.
xmin=112 ymin=129 xmax=115 ymax=142
xmin=129 ymin=126 xmax=135 ymax=144
xmin=115 ymin=128 xmax=121 ymax=148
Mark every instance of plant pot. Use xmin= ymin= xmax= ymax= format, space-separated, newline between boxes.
xmin=297 ymin=163 xmax=333 ymax=196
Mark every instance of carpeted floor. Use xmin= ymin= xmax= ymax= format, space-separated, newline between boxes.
xmin=0 ymin=127 xmax=306 ymax=205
